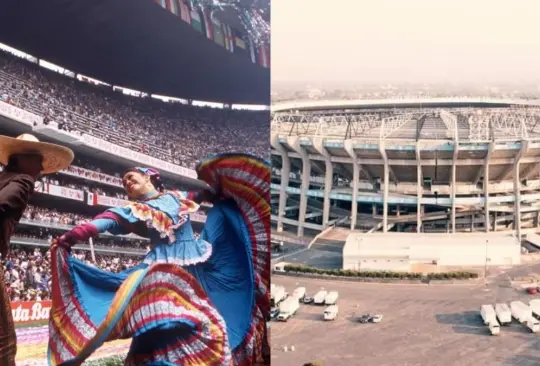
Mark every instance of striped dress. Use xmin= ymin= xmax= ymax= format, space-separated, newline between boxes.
xmin=47 ymin=153 xmax=270 ymax=366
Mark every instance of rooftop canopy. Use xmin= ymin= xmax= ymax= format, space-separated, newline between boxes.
xmin=0 ymin=0 xmax=269 ymax=105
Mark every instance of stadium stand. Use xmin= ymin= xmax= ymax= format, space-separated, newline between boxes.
xmin=0 ymin=49 xmax=266 ymax=306
xmin=0 ymin=52 xmax=269 ymax=168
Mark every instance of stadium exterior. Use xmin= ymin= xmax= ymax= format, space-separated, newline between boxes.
xmin=271 ymin=98 xmax=540 ymax=269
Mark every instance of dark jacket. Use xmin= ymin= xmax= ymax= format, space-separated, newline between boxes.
xmin=0 ymin=171 xmax=35 ymax=258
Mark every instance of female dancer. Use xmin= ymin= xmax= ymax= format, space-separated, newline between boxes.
xmin=48 ymin=153 xmax=270 ymax=366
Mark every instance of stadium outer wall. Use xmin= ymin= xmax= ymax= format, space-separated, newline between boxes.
xmin=270 ymin=98 xmax=540 ymax=270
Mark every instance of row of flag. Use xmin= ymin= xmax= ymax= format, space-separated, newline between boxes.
xmin=154 ymin=0 xmax=269 ymax=68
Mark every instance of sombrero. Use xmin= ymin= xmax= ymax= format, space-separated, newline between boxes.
xmin=0 ymin=134 xmax=74 ymax=174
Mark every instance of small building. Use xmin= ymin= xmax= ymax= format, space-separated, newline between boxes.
xmin=342 ymin=232 xmax=521 ymax=272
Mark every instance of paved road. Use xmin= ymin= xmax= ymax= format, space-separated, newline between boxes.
xmin=271 ymin=274 xmax=540 ymax=366
xmin=275 ymin=248 xmax=343 ymax=269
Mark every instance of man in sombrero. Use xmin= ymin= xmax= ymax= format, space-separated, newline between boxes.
xmin=0 ymin=134 xmax=73 ymax=365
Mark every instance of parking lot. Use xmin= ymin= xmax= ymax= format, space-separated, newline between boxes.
xmin=271 ymin=274 xmax=540 ymax=366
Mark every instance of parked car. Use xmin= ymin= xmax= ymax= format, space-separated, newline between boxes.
xmin=303 ymin=296 xmax=314 ymax=304
xmin=358 ymin=314 xmax=383 ymax=323
xmin=370 ymin=314 xmax=383 ymax=323
xmin=269 ymin=307 xmax=280 ymax=319
xmin=527 ymin=287 xmax=538 ymax=295
xmin=358 ymin=314 xmax=372 ymax=323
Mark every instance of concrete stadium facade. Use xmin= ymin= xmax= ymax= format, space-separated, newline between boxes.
xmin=270 ymin=98 xmax=540 ymax=246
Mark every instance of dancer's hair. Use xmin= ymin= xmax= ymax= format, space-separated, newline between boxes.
xmin=123 ymin=167 xmax=165 ymax=192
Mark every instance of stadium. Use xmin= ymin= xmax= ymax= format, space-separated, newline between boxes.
xmin=0 ymin=1 xmax=269 ymax=365
xmin=270 ymin=97 xmax=540 ymax=272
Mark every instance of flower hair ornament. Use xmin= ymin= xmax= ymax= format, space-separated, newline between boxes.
xmin=134 ymin=167 xmax=165 ymax=191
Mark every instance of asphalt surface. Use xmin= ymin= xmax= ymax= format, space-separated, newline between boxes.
xmin=276 ymin=248 xmax=343 ymax=269
xmin=271 ymin=269 xmax=540 ymax=366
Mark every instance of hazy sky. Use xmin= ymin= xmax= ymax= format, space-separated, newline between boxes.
xmin=272 ymin=0 xmax=540 ymax=86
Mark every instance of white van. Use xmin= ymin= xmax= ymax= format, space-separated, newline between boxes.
xmin=292 ymin=287 xmax=306 ymax=300
xmin=277 ymin=297 xmax=300 ymax=322
xmin=324 ymin=291 xmax=339 ymax=305
xmin=480 ymin=304 xmax=497 ymax=325
xmin=271 ymin=286 xmax=287 ymax=307
xmin=323 ymin=305 xmax=338 ymax=321
xmin=313 ymin=290 xmax=328 ymax=305
xmin=527 ymin=316 xmax=540 ymax=333
xmin=495 ymin=303 xmax=511 ymax=325
xmin=510 ymin=301 xmax=532 ymax=323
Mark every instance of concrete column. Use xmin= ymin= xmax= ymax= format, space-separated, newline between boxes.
xmin=351 ymin=162 xmax=359 ymax=230
xmin=344 ymin=140 xmax=359 ymax=231
xmin=417 ymin=162 xmax=422 ymax=233
xmin=416 ymin=143 xmax=422 ymax=233
xmin=492 ymin=212 xmax=496 ymax=232
xmin=298 ymin=155 xmax=311 ymax=237
xmin=383 ymin=161 xmax=389 ymax=232
xmin=484 ymin=161 xmax=490 ymax=233
xmin=277 ymin=155 xmax=290 ymax=232
xmin=451 ymin=142 xmax=459 ymax=234
xmin=537 ymin=211 xmax=540 ymax=228
xmin=322 ymin=159 xmax=333 ymax=229
xmin=271 ymin=134 xmax=291 ymax=233
xmin=470 ymin=214 xmax=474 ymax=231
xmin=372 ymin=204 xmax=377 ymax=216
xmin=396 ymin=205 xmax=401 ymax=217
xmin=451 ymin=163 xmax=456 ymax=233
xmin=514 ymin=163 xmax=521 ymax=240
xmin=420 ymin=205 xmax=424 ymax=233
xmin=512 ymin=141 xmax=528 ymax=241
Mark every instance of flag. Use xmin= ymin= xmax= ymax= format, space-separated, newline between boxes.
xmin=179 ymin=0 xmax=191 ymax=24
xmin=222 ymin=24 xmax=229 ymax=51
xmin=213 ymin=18 xmax=225 ymax=47
xmin=258 ymin=44 xmax=269 ymax=68
xmin=224 ymin=24 xmax=234 ymax=52
xmin=232 ymin=27 xmax=246 ymax=50
xmin=191 ymin=9 xmax=202 ymax=32
xmin=248 ymin=39 xmax=256 ymax=64
xmin=201 ymin=9 xmax=214 ymax=40
xmin=165 ymin=0 xmax=172 ymax=11
xmin=235 ymin=36 xmax=246 ymax=49
xmin=169 ymin=0 xmax=178 ymax=15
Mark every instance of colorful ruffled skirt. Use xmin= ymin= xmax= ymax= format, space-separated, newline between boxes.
xmin=47 ymin=154 xmax=270 ymax=366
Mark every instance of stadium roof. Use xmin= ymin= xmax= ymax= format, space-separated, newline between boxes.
xmin=0 ymin=0 xmax=269 ymax=105
xmin=272 ymin=97 xmax=540 ymax=113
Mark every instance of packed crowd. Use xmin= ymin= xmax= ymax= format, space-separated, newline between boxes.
xmin=66 ymin=156 xmax=185 ymax=193
xmin=0 ymin=52 xmax=269 ymax=168
xmin=11 ymin=223 xmax=148 ymax=252
xmin=22 ymin=205 xmax=91 ymax=226
xmin=2 ymin=248 xmax=141 ymax=301
xmin=65 ymin=162 xmax=123 ymax=187
xmin=41 ymin=174 xmax=128 ymax=199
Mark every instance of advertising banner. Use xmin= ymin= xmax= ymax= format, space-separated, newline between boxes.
xmin=11 ymin=301 xmax=52 ymax=324
xmin=87 ymin=193 xmax=130 ymax=207
xmin=0 ymin=100 xmax=43 ymax=126
xmin=81 ymin=134 xmax=197 ymax=178
xmin=34 ymin=183 xmax=84 ymax=201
